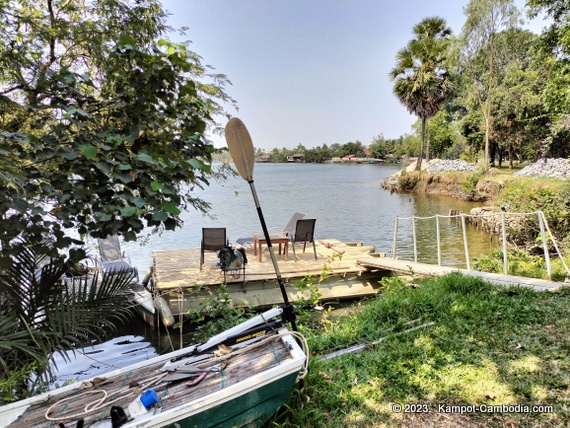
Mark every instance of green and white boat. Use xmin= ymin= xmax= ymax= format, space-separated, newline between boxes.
xmin=0 ymin=307 xmax=308 ymax=428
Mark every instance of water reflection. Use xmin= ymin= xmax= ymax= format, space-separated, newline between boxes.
xmin=394 ymin=194 xmax=496 ymax=267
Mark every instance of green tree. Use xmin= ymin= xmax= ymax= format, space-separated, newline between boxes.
xmin=294 ymin=143 xmax=306 ymax=154
xmin=304 ymin=145 xmax=332 ymax=163
xmin=390 ymin=17 xmax=454 ymax=171
xmin=339 ymin=141 xmax=365 ymax=158
xmin=425 ymin=110 xmax=458 ymax=159
xmin=329 ymin=143 xmax=342 ymax=158
xmin=527 ymin=0 xmax=570 ymax=115
xmin=460 ymin=0 xmax=521 ymax=171
xmin=369 ymin=134 xmax=389 ymax=158
xmin=268 ymin=148 xmax=287 ymax=163
xmin=399 ymin=133 xmax=421 ymax=157
xmin=491 ymin=29 xmax=548 ymax=166
xmin=0 ymin=1 xmax=236 ymax=266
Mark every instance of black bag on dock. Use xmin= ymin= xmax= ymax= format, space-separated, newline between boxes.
xmin=218 ymin=246 xmax=236 ymax=270
xmin=218 ymin=246 xmax=247 ymax=270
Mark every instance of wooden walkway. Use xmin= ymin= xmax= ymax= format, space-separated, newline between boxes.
xmin=357 ymin=257 xmax=567 ymax=292
xmin=152 ymin=239 xmax=382 ymax=314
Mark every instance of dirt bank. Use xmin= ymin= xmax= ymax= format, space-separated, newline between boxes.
xmin=382 ymin=170 xmax=503 ymax=203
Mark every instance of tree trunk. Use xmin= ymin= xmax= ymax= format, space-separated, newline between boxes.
xmin=426 ymin=124 xmax=430 ymax=162
xmin=484 ymin=31 xmax=495 ymax=173
xmin=415 ymin=118 xmax=426 ymax=171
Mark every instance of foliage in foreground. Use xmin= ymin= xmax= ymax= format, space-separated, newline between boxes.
xmin=184 ymin=270 xmax=327 ymax=343
xmin=0 ymin=242 xmax=134 ymax=403
xmin=270 ymin=273 xmax=570 ymax=427
xmin=0 ymin=1 xmax=236 ymax=269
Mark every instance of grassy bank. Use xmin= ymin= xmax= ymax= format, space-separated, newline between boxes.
xmin=270 ymin=273 xmax=570 ymax=427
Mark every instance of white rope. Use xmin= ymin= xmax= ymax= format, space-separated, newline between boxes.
xmin=287 ymin=330 xmax=310 ymax=380
xmin=395 ymin=210 xmax=541 ymax=221
xmin=44 ymin=372 xmax=168 ymax=422
xmin=539 ymin=211 xmax=570 ymax=275
xmin=394 ymin=210 xmax=569 ymax=275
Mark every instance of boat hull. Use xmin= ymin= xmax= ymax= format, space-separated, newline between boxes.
xmin=0 ymin=316 xmax=306 ymax=428
xmin=157 ymin=371 xmax=298 ymax=428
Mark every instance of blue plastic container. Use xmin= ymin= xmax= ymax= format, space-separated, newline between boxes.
xmin=140 ymin=389 xmax=160 ymax=409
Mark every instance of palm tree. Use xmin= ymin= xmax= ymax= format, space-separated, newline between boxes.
xmin=0 ymin=239 xmax=134 ymax=401
xmin=390 ymin=17 xmax=453 ymax=171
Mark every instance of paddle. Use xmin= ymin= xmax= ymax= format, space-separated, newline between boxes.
xmin=225 ymin=117 xmax=297 ymax=331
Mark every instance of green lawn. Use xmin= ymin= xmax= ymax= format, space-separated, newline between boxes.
xmin=270 ymin=273 xmax=570 ymax=427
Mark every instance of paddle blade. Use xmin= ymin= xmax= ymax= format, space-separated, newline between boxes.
xmin=225 ymin=117 xmax=255 ymax=182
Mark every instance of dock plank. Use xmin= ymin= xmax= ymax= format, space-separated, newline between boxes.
xmin=153 ymin=240 xmax=376 ymax=291
xmin=151 ymin=240 xmax=383 ymax=314
xmin=357 ymin=257 xmax=566 ymax=292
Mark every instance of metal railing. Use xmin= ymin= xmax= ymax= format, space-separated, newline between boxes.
xmin=391 ymin=210 xmax=570 ymax=279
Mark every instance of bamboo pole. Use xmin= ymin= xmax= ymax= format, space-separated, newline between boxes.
xmin=537 ymin=210 xmax=552 ymax=279
xmin=501 ymin=211 xmax=508 ymax=275
xmin=392 ymin=217 xmax=399 ymax=259
xmin=320 ymin=322 xmax=435 ymax=360
xmin=461 ymin=213 xmax=470 ymax=270
xmin=412 ymin=218 xmax=417 ymax=263
xmin=436 ymin=214 xmax=441 ymax=266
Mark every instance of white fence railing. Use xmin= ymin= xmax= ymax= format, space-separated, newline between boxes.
xmin=391 ymin=210 xmax=570 ymax=279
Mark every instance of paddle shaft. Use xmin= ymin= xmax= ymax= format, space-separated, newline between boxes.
xmin=248 ymin=180 xmax=298 ymax=331
xmin=225 ymin=117 xmax=297 ymax=330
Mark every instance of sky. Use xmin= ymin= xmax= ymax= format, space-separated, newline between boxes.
xmin=160 ymin=0 xmax=550 ymax=151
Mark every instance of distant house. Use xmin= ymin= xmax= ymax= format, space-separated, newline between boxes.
xmin=287 ymin=154 xmax=304 ymax=163
xmin=256 ymin=154 xmax=270 ymax=163
xmin=342 ymin=154 xmax=358 ymax=162
xmin=363 ymin=147 xmax=371 ymax=158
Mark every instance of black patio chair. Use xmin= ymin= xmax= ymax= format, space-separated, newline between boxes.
xmin=290 ymin=219 xmax=317 ymax=260
xmin=201 ymin=227 xmax=227 ymax=270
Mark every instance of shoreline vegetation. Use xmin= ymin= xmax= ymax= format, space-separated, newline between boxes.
xmin=380 ymin=158 xmax=570 ymax=281
xmin=267 ymin=159 xmax=570 ymax=427
xmin=271 ymin=273 xmax=570 ymax=427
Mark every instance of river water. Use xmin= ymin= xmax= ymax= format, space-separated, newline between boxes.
xmin=53 ymin=163 xmax=495 ymax=383
xmin=120 ymin=163 xmax=493 ymax=270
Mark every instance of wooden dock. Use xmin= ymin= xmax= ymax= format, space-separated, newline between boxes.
xmin=152 ymin=239 xmax=383 ymax=315
xmin=357 ymin=256 xmax=567 ymax=292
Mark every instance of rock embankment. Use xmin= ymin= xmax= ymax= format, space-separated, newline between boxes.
xmin=397 ymin=157 xmax=570 ymax=178
xmin=514 ymin=158 xmax=570 ymax=180
xmin=424 ymin=159 xmax=476 ymax=174
xmin=400 ymin=158 xmax=476 ymax=174
xmin=382 ymin=157 xmax=570 ymax=200
xmin=382 ymin=159 xmax=476 ymax=194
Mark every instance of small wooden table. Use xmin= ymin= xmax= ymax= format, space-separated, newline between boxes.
xmin=253 ymin=233 xmax=289 ymax=262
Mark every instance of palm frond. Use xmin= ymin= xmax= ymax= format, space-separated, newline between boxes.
xmin=44 ymin=268 xmax=132 ymax=360
xmin=0 ymin=237 xmax=135 ymax=387
xmin=0 ymin=316 xmax=48 ymax=377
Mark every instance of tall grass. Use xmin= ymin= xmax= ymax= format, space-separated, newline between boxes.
xmin=270 ymin=273 xmax=570 ymax=427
